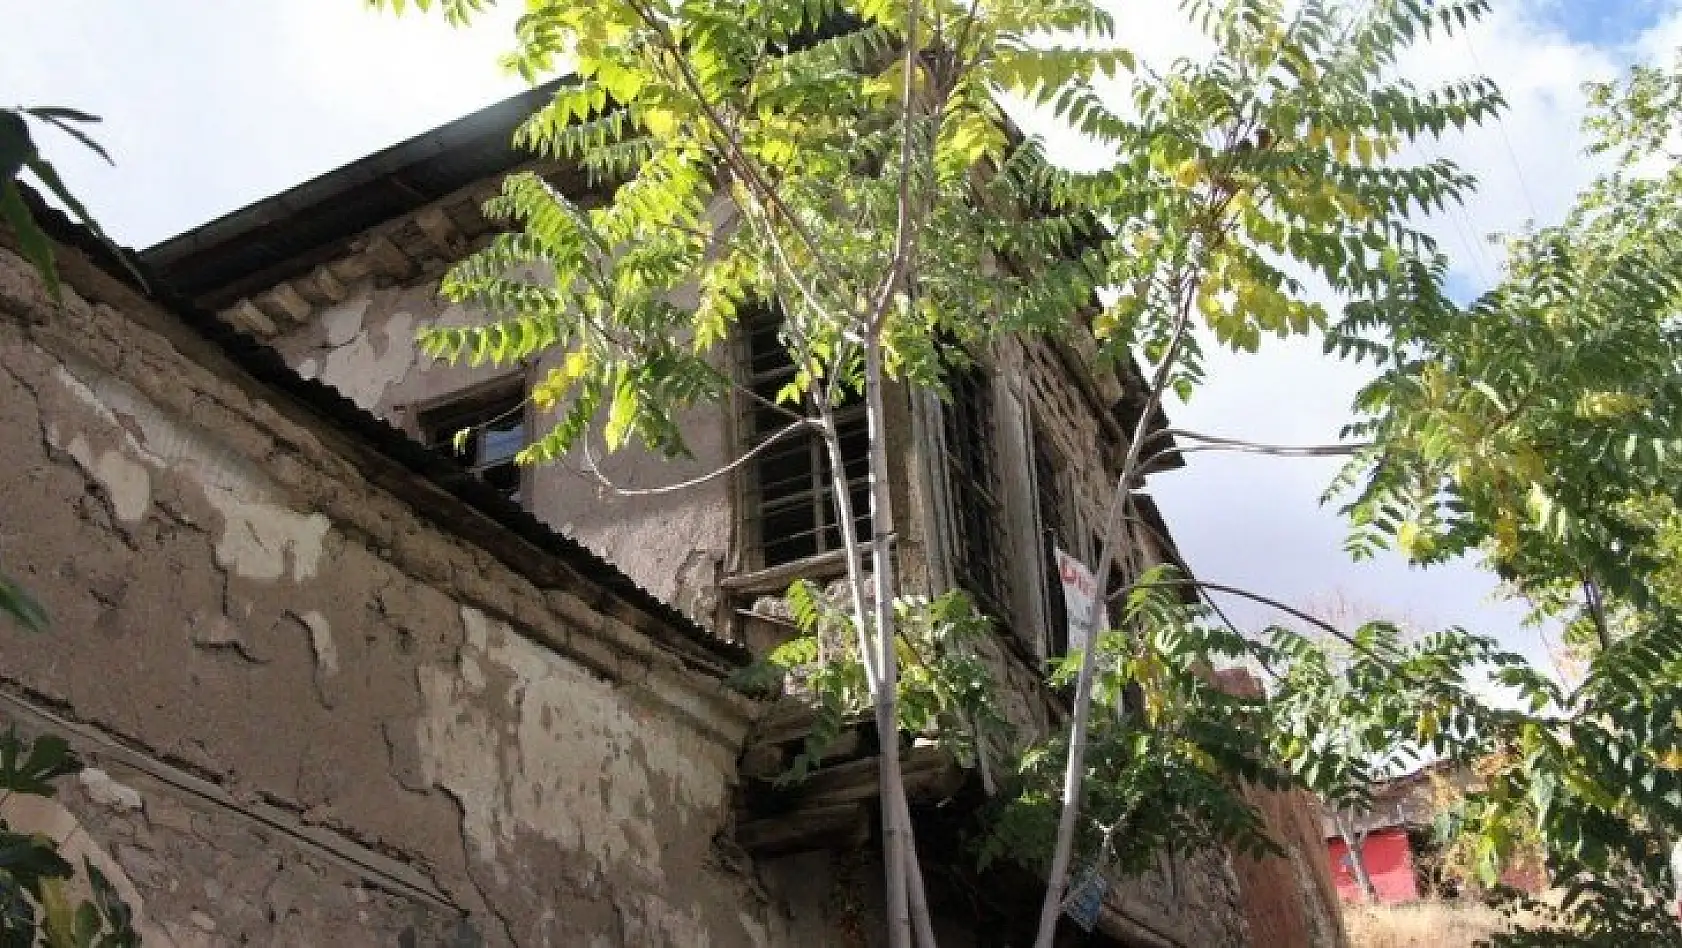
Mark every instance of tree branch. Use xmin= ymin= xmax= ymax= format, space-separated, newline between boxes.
xmin=619 ymin=0 xmax=851 ymax=291
xmin=575 ymin=418 xmax=817 ymax=497
xmin=1034 ymin=285 xmax=1196 ymax=948
xmin=1138 ymin=436 xmax=1364 ymax=473
xmin=865 ymin=4 xmax=929 ymax=336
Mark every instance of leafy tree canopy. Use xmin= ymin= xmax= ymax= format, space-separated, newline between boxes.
xmin=363 ymin=0 xmax=1682 ymax=944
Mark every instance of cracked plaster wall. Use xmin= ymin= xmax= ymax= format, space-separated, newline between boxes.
xmin=271 ymin=279 xmax=732 ymax=628
xmin=0 ymin=758 xmax=467 ymax=948
xmin=0 ymin=244 xmax=796 ymax=946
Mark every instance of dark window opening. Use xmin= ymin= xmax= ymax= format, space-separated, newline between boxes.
xmin=421 ymin=382 xmax=527 ymax=504
xmin=742 ymin=311 xmax=871 ymax=568
xmin=1035 ymin=431 xmax=1070 ymax=656
xmin=944 ymin=361 xmax=1009 ymax=618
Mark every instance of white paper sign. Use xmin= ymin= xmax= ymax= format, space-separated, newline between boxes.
xmin=1055 ymin=547 xmax=1098 ymax=654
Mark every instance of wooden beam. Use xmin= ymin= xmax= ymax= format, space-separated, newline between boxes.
xmin=752 ymin=745 xmax=960 ymax=808
xmin=751 ymin=699 xmax=819 ymax=747
xmin=720 ymin=546 xmax=865 ymax=596
xmin=256 ymin=281 xmax=312 ymax=327
xmin=220 ymin=299 xmax=277 ymax=337
xmin=414 ymin=207 xmax=464 ymax=257
xmin=329 ymin=254 xmax=374 ymax=286
xmin=737 ymin=803 xmax=870 ymax=857
xmin=298 ymin=265 xmax=348 ymax=305
xmin=363 ymin=234 xmax=415 ymax=280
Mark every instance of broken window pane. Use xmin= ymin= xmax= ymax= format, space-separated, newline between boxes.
xmin=421 ymin=381 xmax=527 ymax=505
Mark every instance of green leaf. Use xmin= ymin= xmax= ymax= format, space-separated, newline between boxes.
xmin=23 ymin=108 xmax=112 ymax=166
xmin=603 ymin=375 xmax=637 ymax=450
xmin=20 ymin=152 xmax=146 ymax=290
xmin=0 ymin=731 xmax=76 ymax=796
xmin=0 ymin=180 xmax=60 ymax=299
xmin=0 ymin=573 xmax=48 ymax=633
xmin=0 ymin=111 xmax=35 ymax=182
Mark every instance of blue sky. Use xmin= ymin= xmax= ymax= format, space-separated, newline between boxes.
xmin=7 ymin=0 xmax=1680 ymax=677
xmin=1545 ymin=0 xmax=1672 ymax=45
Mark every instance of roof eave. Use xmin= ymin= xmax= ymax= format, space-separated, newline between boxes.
xmin=142 ymin=78 xmax=571 ymax=307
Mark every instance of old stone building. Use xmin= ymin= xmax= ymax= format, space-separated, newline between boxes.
xmin=0 ymin=84 xmax=1341 ymax=946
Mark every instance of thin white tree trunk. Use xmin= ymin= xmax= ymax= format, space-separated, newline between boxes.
xmin=818 ymin=393 xmax=935 ymax=948
xmin=818 ymin=402 xmax=882 ymax=690
xmin=1333 ymin=812 xmax=1380 ymax=904
xmin=855 ymin=0 xmax=939 ymax=938
xmin=1033 ymin=300 xmax=1194 ymax=948
xmin=896 ymin=786 xmax=938 ymax=948
xmin=866 ymin=342 xmax=914 ymax=948
xmin=1031 ymin=474 xmax=1129 ymax=948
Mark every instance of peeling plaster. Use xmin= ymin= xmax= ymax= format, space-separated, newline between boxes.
xmin=299 ymin=610 xmax=338 ymax=677
xmin=318 ymin=311 xmax=416 ymax=412
xmin=203 ymin=490 xmax=329 ymax=582
xmin=415 ymin=607 xmax=727 ymax=888
xmin=3 ymin=250 xmax=787 ymax=948
xmin=80 ymin=768 xmax=143 ymax=811
xmin=48 ymin=359 xmax=329 ymax=582
xmin=59 ymin=432 xmax=151 ymax=523
xmin=321 ymin=298 xmax=370 ymax=348
xmin=621 ymin=891 xmax=714 ymax=948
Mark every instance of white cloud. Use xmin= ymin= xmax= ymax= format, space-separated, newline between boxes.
xmin=1132 ymin=1 xmax=1677 ymax=666
xmin=2 ymin=0 xmax=522 ymax=246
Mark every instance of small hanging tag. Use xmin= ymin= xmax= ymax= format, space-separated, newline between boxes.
xmin=1064 ymin=867 xmax=1109 ymax=932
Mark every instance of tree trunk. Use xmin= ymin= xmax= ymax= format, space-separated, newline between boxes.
xmin=865 ymin=0 xmax=934 ymax=936
xmin=1032 ymin=475 xmax=1128 ymax=948
xmin=1333 ymin=812 xmax=1380 ymax=904
xmin=864 ymin=342 xmax=920 ymax=948
xmin=1033 ymin=300 xmax=1194 ymax=948
xmin=819 ymin=370 xmax=937 ymax=947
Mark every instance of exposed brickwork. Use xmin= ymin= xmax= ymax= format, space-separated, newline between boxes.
xmin=1217 ymin=670 xmax=1350 ymax=948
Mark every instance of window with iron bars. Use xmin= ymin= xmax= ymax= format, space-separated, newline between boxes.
xmin=943 ymin=361 xmax=1010 ymax=618
xmin=740 ymin=310 xmax=872 ymax=569
xmin=1035 ymin=430 xmax=1071 ymax=656
xmin=420 ymin=380 xmax=528 ymax=505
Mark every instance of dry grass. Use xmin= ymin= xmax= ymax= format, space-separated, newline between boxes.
xmin=1343 ymin=900 xmax=1522 ymax=948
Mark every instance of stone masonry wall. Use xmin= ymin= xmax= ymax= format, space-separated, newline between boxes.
xmin=987 ymin=334 xmax=1252 ymax=947
xmin=0 ymin=241 xmax=793 ymax=946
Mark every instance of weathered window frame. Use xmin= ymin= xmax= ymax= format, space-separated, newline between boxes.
xmin=942 ymin=358 xmax=1011 ymax=620
xmin=736 ymin=309 xmax=872 ymax=571
xmin=416 ymin=375 xmax=530 ymax=505
xmin=1033 ymin=427 xmax=1072 ymax=656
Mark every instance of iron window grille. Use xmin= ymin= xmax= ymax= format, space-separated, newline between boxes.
xmin=740 ymin=310 xmax=872 ymax=568
xmin=943 ymin=360 xmax=1010 ymax=619
xmin=1035 ymin=430 xmax=1071 ymax=656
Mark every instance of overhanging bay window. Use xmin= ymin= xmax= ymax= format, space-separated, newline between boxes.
xmin=741 ymin=310 xmax=872 ymax=568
